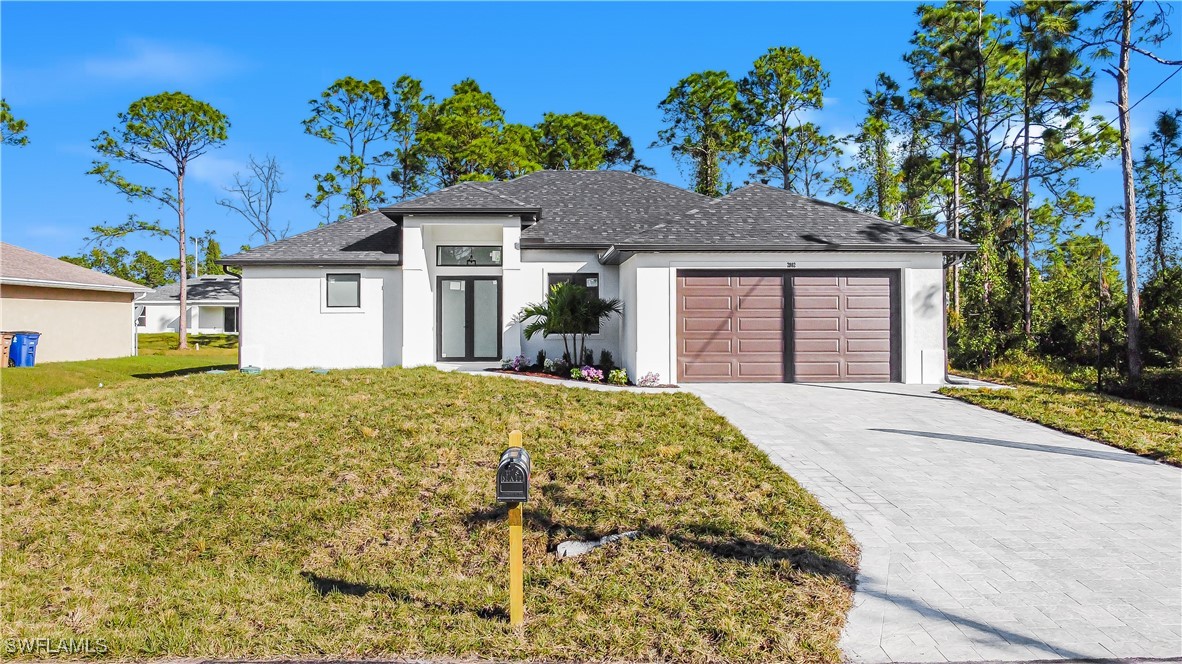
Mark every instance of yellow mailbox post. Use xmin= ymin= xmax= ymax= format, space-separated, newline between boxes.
xmin=496 ymin=430 xmax=531 ymax=627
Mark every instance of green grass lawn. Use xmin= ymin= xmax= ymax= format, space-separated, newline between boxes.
xmin=944 ymin=357 xmax=1182 ymax=466
xmin=1 ymin=367 xmax=857 ymax=663
xmin=137 ymin=332 xmax=239 ymax=353
xmin=1 ymin=334 xmax=236 ymax=404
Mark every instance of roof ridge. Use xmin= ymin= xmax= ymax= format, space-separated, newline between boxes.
xmin=514 ymin=169 xmax=716 ymax=204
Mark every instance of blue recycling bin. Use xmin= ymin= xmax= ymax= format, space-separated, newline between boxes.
xmin=9 ymin=332 xmax=41 ymax=367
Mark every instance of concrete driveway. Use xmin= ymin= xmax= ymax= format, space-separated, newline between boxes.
xmin=687 ymin=383 xmax=1181 ymax=663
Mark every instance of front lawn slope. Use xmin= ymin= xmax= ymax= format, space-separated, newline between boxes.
xmin=1 ymin=367 xmax=856 ymax=663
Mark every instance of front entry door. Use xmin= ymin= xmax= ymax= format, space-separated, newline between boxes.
xmin=437 ymin=277 xmax=501 ymax=361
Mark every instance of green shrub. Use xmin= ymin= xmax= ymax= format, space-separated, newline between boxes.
xmin=1141 ymin=266 xmax=1182 ymax=368
xmin=598 ymin=349 xmax=615 ymax=374
xmin=535 ymin=348 xmax=546 ymax=370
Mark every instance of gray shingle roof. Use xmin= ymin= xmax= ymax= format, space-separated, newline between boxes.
xmin=223 ymin=172 xmax=973 ymax=266
xmin=383 ymin=181 xmax=539 ymax=213
xmin=221 ymin=211 xmax=399 ymax=266
xmin=606 ymin=184 xmax=974 ymax=252
xmin=140 ymin=275 xmax=240 ymax=303
xmin=0 ymin=242 xmax=148 ymax=292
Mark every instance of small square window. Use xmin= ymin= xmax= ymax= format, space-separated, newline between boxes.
xmin=326 ymin=273 xmax=361 ymax=308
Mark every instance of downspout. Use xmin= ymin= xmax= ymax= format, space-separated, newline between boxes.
xmin=224 ymin=265 xmax=243 ymax=368
xmin=942 ymin=252 xmax=968 ymax=385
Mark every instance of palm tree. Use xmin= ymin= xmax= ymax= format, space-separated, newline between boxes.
xmin=519 ymin=282 xmax=622 ymax=365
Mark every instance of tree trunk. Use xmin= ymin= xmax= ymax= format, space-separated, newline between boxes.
xmin=177 ymin=167 xmax=189 ymax=350
xmin=1116 ymin=0 xmax=1143 ymax=382
xmin=1021 ymin=48 xmax=1033 ymax=339
xmin=952 ymin=108 xmax=962 ymax=315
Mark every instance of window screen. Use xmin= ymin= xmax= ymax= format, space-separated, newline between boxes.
xmin=326 ymin=273 xmax=361 ymax=308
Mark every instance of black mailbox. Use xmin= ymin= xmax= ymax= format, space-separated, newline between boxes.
xmin=496 ymin=447 xmax=531 ymax=503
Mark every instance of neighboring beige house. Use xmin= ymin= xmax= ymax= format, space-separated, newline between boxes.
xmin=0 ymin=242 xmax=148 ymax=363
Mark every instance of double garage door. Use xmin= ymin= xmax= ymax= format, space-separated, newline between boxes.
xmin=676 ymin=271 xmax=899 ymax=383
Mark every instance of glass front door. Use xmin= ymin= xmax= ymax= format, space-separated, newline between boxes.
xmin=437 ymin=277 xmax=501 ymax=361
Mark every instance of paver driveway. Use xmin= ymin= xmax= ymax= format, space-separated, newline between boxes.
xmin=687 ymin=383 xmax=1182 ymax=663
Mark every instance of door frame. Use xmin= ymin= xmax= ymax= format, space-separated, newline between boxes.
xmin=674 ymin=268 xmax=902 ymax=383
xmin=435 ymin=276 xmax=502 ymax=362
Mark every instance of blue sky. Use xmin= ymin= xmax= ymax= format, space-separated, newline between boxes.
xmin=2 ymin=2 xmax=1179 ymax=264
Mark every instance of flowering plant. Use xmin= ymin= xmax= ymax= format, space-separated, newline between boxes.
xmin=607 ymin=368 xmax=628 ymax=385
xmin=569 ymin=366 xmax=583 ymax=380
xmin=580 ymin=366 xmax=604 ymax=382
xmin=501 ymin=354 xmax=529 ymax=371
xmin=544 ymin=358 xmax=558 ymax=373
xmin=637 ymin=372 xmax=661 ymax=387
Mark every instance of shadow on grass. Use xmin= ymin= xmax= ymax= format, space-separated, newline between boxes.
xmin=131 ymin=364 xmax=237 ymax=379
xmin=299 ymin=571 xmax=507 ymax=621
xmin=463 ymin=483 xmax=857 ymax=590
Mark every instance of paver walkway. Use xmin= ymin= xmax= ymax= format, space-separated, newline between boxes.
xmin=687 ymin=383 xmax=1182 ymax=663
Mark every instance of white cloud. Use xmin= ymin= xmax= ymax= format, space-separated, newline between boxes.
xmin=187 ymin=154 xmax=245 ymax=189
xmin=4 ymin=38 xmax=244 ymax=104
xmin=80 ymin=38 xmax=242 ymax=84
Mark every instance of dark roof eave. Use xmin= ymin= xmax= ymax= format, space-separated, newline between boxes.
xmin=598 ymin=242 xmax=978 ymax=264
xmin=218 ymin=257 xmax=402 ymax=267
xmin=380 ymin=207 xmax=540 ymax=217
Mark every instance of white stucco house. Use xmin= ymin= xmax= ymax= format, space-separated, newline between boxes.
xmin=136 ymin=275 xmax=240 ymax=334
xmin=221 ymin=171 xmax=974 ymax=384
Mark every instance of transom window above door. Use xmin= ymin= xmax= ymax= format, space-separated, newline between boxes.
xmin=437 ymin=245 xmax=502 ymax=266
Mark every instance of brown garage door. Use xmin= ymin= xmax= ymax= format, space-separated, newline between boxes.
xmin=677 ymin=274 xmax=784 ymax=382
xmin=792 ymin=275 xmax=894 ymax=382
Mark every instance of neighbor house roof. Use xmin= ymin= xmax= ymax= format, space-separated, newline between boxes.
xmin=140 ymin=275 xmax=240 ymax=304
xmin=222 ymin=171 xmax=975 ymax=266
xmin=0 ymin=242 xmax=149 ymax=293
xmin=220 ymin=210 xmax=400 ymax=266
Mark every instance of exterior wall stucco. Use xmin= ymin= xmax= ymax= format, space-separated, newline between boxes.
xmin=622 ymin=252 xmax=947 ymax=385
xmin=518 ymin=248 xmax=621 ymax=366
xmin=400 ymin=215 xmax=533 ymax=366
xmin=0 ymin=284 xmax=136 ymax=362
xmin=239 ymin=266 xmax=401 ymax=369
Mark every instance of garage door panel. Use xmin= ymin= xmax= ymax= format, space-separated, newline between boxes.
xmin=683 ymin=338 xmax=733 ymax=354
xmin=793 ymin=276 xmax=840 ymax=286
xmin=846 ymin=337 xmax=890 ymax=353
xmin=682 ymin=295 xmax=733 ymax=311
xmin=736 ymin=337 xmax=782 ymax=353
xmin=738 ymin=362 xmax=784 ymax=377
xmin=792 ymin=274 xmax=894 ymax=382
xmin=682 ymin=317 xmax=731 ymax=333
xmin=847 ymin=295 xmax=891 ymax=309
xmin=846 ymin=361 xmax=892 ymax=377
xmin=678 ymin=274 xmax=784 ymax=382
xmin=793 ymin=295 xmax=839 ymax=310
xmin=795 ymin=338 xmax=840 ymax=353
xmin=794 ymin=316 xmax=840 ymax=331
xmin=738 ymin=295 xmax=783 ymax=311
xmin=846 ymin=316 xmax=891 ymax=331
xmin=682 ymin=361 xmax=735 ymax=379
